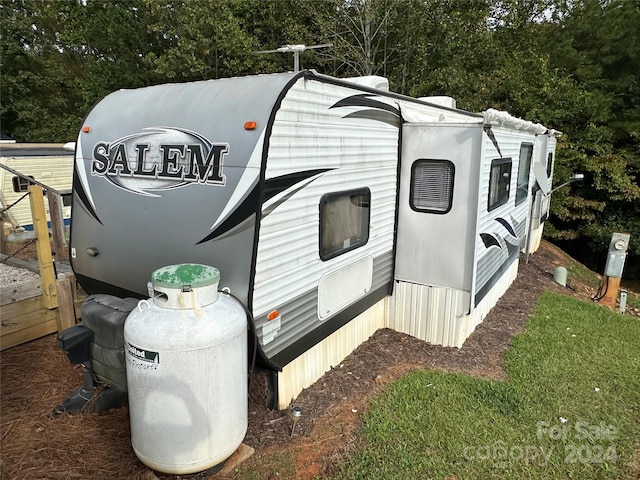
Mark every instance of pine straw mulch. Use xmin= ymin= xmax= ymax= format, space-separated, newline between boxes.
xmin=0 ymin=241 xmax=619 ymax=479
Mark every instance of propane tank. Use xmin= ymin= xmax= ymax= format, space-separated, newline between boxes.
xmin=124 ymin=264 xmax=247 ymax=475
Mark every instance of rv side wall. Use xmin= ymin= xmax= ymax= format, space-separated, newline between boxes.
xmin=252 ymin=77 xmax=401 ymax=367
xmin=472 ymin=127 xmax=536 ymax=307
xmin=0 ymin=155 xmax=73 ymax=230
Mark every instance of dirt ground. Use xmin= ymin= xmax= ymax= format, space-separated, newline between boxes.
xmin=0 ymin=241 xmax=632 ymax=479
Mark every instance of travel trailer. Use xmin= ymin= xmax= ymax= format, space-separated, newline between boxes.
xmin=69 ymin=70 xmax=559 ymax=408
xmin=0 ymin=143 xmax=74 ymax=232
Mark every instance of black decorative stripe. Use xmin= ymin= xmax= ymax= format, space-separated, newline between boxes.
xmin=196 ymin=185 xmax=260 ymax=244
xmin=262 ymin=178 xmax=316 ymax=218
xmin=483 ymin=125 xmax=503 ymax=158
xmin=263 ymin=169 xmax=332 ymax=201
xmin=496 ymin=217 xmax=516 ymax=237
xmin=74 ymin=272 xmax=146 ymax=298
xmin=330 ymin=94 xmax=400 ymax=117
xmin=265 ymin=283 xmax=391 ymax=369
xmin=342 ymin=110 xmax=401 ymax=127
xmin=480 ymin=233 xmax=501 ymax=249
xmin=474 ymin=251 xmax=519 ymax=305
xmin=196 ymin=169 xmax=332 ymax=245
xmin=72 ymin=169 xmax=102 ymax=225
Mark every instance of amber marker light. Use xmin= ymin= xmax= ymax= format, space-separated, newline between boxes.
xmin=82 ymin=126 xmax=91 ymax=133
xmin=244 ymin=121 xmax=257 ymax=130
xmin=267 ymin=310 xmax=279 ymax=321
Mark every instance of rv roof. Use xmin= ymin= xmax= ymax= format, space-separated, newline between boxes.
xmin=0 ymin=144 xmax=74 ymax=157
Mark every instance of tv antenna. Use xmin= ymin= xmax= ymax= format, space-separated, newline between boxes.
xmin=254 ymin=44 xmax=333 ymax=72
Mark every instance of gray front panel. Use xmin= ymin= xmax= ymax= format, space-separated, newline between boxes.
xmin=71 ymin=74 xmax=298 ymax=300
xmin=396 ymin=124 xmax=482 ymax=292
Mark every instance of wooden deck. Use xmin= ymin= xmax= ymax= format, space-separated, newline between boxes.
xmin=1 ymin=184 xmax=85 ymax=350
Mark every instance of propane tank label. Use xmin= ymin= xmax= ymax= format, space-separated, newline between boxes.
xmin=125 ymin=341 xmax=160 ymax=375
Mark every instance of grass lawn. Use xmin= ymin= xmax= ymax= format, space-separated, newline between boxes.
xmin=335 ymin=292 xmax=640 ymax=479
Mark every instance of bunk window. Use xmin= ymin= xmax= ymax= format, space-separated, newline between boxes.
xmin=488 ymin=158 xmax=511 ymax=211
xmin=546 ymin=152 xmax=554 ymax=178
xmin=515 ymin=143 xmax=534 ymax=205
xmin=319 ymin=188 xmax=370 ymax=261
xmin=410 ymin=160 xmax=455 ymax=214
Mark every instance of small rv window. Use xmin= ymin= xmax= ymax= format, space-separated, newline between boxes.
xmin=12 ymin=175 xmax=35 ymax=193
xmin=488 ymin=158 xmax=512 ymax=211
xmin=410 ymin=160 xmax=455 ymax=214
xmin=546 ymin=152 xmax=554 ymax=178
xmin=319 ymin=188 xmax=370 ymax=261
xmin=62 ymin=193 xmax=72 ymax=207
xmin=515 ymin=143 xmax=534 ymax=205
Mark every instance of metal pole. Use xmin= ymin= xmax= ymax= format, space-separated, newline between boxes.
xmin=293 ymin=51 xmax=300 ymax=72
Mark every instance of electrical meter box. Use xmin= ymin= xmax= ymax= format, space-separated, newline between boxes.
xmin=604 ymin=232 xmax=630 ymax=278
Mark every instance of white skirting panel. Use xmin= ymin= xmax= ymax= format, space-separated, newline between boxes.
xmin=528 ymin=224 xmax=544 ymax=254
xmin=276 ymin=298 xmax=389 ymax=409
xmin=391 ymin=259 xmax=519 ymax=348
xmin=389 ymin=283 xmax=468 ymax=347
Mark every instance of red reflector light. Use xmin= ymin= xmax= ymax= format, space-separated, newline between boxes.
xmin=244 ymin=121 xmax=257 ymax=130
xmin=82 ymin=126 xmax=91 ymax=133
xmin=267 ymin=310 xmax=279 ymax=321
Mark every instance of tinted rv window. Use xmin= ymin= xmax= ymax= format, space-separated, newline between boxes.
xmin=515 ymin=143 xmax=534 ymax=205
xmin=488 ymin=158 xmax=511 ymax=211
xmin=546 ymin=152 xmax=554 ymax=177
xmin=319 ymin=188 xmax=370 ymax=261
xmin=410 ymin=160 xmax=455 ymax=214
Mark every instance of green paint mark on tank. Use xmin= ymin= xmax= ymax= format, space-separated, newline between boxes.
xmin=152 ymin=264 xmax=220 ymax=289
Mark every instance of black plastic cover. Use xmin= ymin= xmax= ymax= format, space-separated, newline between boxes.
xmin=80 ymin=294 xmax=139 ymax=349
xmin=58 ymin=325 xmax=94 ymax=364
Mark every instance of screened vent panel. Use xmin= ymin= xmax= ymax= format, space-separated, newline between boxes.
xmin=410 ymin=160 xmax=455 ymax=214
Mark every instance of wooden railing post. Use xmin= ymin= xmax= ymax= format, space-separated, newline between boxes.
xmin=56 ymin=273 xmax=76 ymax=331
xmin=46 ymin=190 xmax=68 ymax=261
xmin=28 ymin=185 xmax=58 ymax=309
xmin=0 ymin=219 xmax=6 ymax=255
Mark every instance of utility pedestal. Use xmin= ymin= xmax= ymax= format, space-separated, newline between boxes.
xmin=598 ymin=233 xmax=630 ymax=309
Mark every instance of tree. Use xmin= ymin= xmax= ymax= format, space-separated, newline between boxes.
xmin=542 ymin=0 xmax=640 ymax=272
xmin=141 ymin=0 xmax=257 ymax=81
xmin=55 ymin=0 xmax=164 ymax=111
xmin=1 ymin=0 xmax=81 ymax=141
xmin=233 ymin=0 xmax=325 ymax=74
xmin=312 ymin=0 xmax=401 ymax=78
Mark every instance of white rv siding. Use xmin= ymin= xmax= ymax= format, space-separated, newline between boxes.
xmin=253 ymin=78 xmax=400 ymax=359
xmin=0 ymin=153 xmax=73 ymax=229
xmin=472 ymin=128 xmax=535 ymax=305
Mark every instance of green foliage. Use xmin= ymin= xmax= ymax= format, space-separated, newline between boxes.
xmin=1 ymin=0 xmax=82 ymax=141
xmin=335 ymin=293 xmax=640 ymax=479
xmin=542 ymin=0 xmax=640 ymax=261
